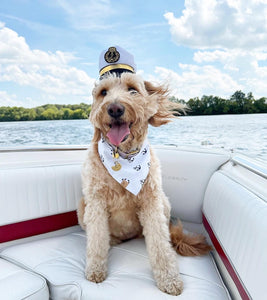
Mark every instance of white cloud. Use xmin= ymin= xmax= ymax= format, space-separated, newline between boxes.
xmin=153 ymin=65 xmax=242 ymax=100
xmin=0 ymin=25 xmax=95 ymax=106
xmin=0 ymin=90 xmax=19 ymax=106
xmin=194 ymin=49 xmax=267 ymax=73
xmin=0 ymin=90 xmax=41 ymax=108
xmin=162 ymin=0 xmax=267 ymax=99
xmin=193 ymin=49 xmax=267 ymax=96
xmin=194 ymin=49 xmax=267 ymax=65
xmin=164 ymin=0 xmax=267 ymax=50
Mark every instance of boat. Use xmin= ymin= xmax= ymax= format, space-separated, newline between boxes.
xmin=0 ymin=145 xmax=266 ymax=300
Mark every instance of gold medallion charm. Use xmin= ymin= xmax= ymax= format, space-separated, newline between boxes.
xmin=104 ymin=47 xmax=120 ymax=63
xmin=111 ymin=147 xmax=121 ymax=171
xmin=113 ymin=152 xmax=119 ymax=159
xmin=112 ymin=161 xmax=121 ymax=171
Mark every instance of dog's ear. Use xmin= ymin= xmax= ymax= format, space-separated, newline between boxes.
xmin=144 ymin=81 xmax=184 ymax=127
xmin=92 ymin=128 xmax=101 ymax=143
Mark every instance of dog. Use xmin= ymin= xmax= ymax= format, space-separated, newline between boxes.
xmin=77 ymin=70 xmax=212 ymax=295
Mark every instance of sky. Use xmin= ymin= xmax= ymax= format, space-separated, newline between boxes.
xmin=0 ymin=0 xmax=267 ymax=107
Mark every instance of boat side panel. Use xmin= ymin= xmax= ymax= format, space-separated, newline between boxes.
xmin=203 ymin=168 xmax=267 ymax=300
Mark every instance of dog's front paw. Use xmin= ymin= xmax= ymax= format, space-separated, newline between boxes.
xmin=86 ymin=270 xmax=107 ymax=283
xmin=85 ymin=263 xmax=107 ymax=283
xmin=156 ymin=273 xmax=183 ymax=296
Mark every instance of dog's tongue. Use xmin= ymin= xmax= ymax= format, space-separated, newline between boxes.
xmin=107 ymin=123 xmax=130 ymax=146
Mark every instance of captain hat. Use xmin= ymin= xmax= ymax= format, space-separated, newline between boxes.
xmin=99 ymin=46 xmax=136 ymax=77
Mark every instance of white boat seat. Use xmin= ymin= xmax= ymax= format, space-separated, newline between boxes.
xmin=203 ymin=165 xmax=267 ymax=300
xmin=0 ymin=258 xmax=49 ymax=300
xmin=0 ymin=147 xmax=234 ymax=299
xmin=1 ymin=229 xmax=230 ymax=300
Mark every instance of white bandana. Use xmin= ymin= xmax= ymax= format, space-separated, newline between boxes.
xmin=98 ymin=138 xmax=151 ymax=195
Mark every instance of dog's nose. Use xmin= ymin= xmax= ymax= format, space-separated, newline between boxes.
xmin=107 ymin=103 xmax=125 ymax=119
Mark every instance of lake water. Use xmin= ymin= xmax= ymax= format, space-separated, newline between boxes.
xmin=0 ymin=114 xmax=266 ymax=163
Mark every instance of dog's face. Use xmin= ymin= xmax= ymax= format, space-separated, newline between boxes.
xmin=90 ymin=73 xmax=181 ymax=152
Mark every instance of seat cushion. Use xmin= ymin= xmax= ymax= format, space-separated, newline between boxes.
xmin=0 ymin=258 xmax=49 ymax=300
xmin=203 ymin=170 xmax=267 ymax=300
xmin=1 ymin=229 xmax=230 ymax=300
xmin=156 ymin=147 xmax=229 ymax=223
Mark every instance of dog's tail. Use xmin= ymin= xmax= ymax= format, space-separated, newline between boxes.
xmin=169 ymin=220 xmax=212 ymax=256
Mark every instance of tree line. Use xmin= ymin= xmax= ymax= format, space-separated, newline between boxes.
xmin=171 ymin=91 xmax=267 ymax=115
xmin=0 ymin=91 xmax=266 ymax=122
xmin=0 ymin=103 xmax=91 ymax=122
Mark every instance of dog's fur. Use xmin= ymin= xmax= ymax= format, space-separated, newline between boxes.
xmin=78 ymin=73 xmax=212 ymax=295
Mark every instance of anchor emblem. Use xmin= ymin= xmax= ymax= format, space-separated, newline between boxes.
xmin=104 ymin=47 xmax=120 ymax=63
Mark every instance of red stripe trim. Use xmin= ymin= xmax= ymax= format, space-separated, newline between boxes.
xmin=0 ymin=211 xmax=78 ymax=243
xmin=202 ymin=213 xmax=250 ymax=300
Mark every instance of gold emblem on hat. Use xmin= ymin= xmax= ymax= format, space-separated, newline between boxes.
xmin=104 ymin=47 xmax=120 ymax=63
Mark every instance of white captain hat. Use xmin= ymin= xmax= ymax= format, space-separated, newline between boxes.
xmin=99 ymin=46 xmax=136 ymax=77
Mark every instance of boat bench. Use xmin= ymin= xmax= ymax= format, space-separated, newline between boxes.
xmin=0 ymin=147 xmax=266 ymax=300
xmin=0 ymin=258 xmax=49 ymax=299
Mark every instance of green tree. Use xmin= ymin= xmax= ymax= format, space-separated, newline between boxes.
xmin=28 ymin=109 xmax=37 ymax=120
xmin=187 ymin=97 xmax=206 ymax=115
xmin=72 ymin=109 xmax=87 ymax=119
xmin=41 ymin=108 xmax=58 ymax=120
xmin=62 ymin=108 xmax=73 ymax=119
xmin=254 ymin=97 xmax=267 ymax=113
xmin=230 ymin=91 xmax=246 ymax=113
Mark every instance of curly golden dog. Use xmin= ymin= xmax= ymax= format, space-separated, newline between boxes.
xmin=77 ymin=72 xmax=211 ymax=295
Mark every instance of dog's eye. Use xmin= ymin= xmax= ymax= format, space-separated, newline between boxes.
xmin=128 ymin=87 xmax=138 ymax=95
xmin=101 ymin=89 xmax=107 ymax=96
